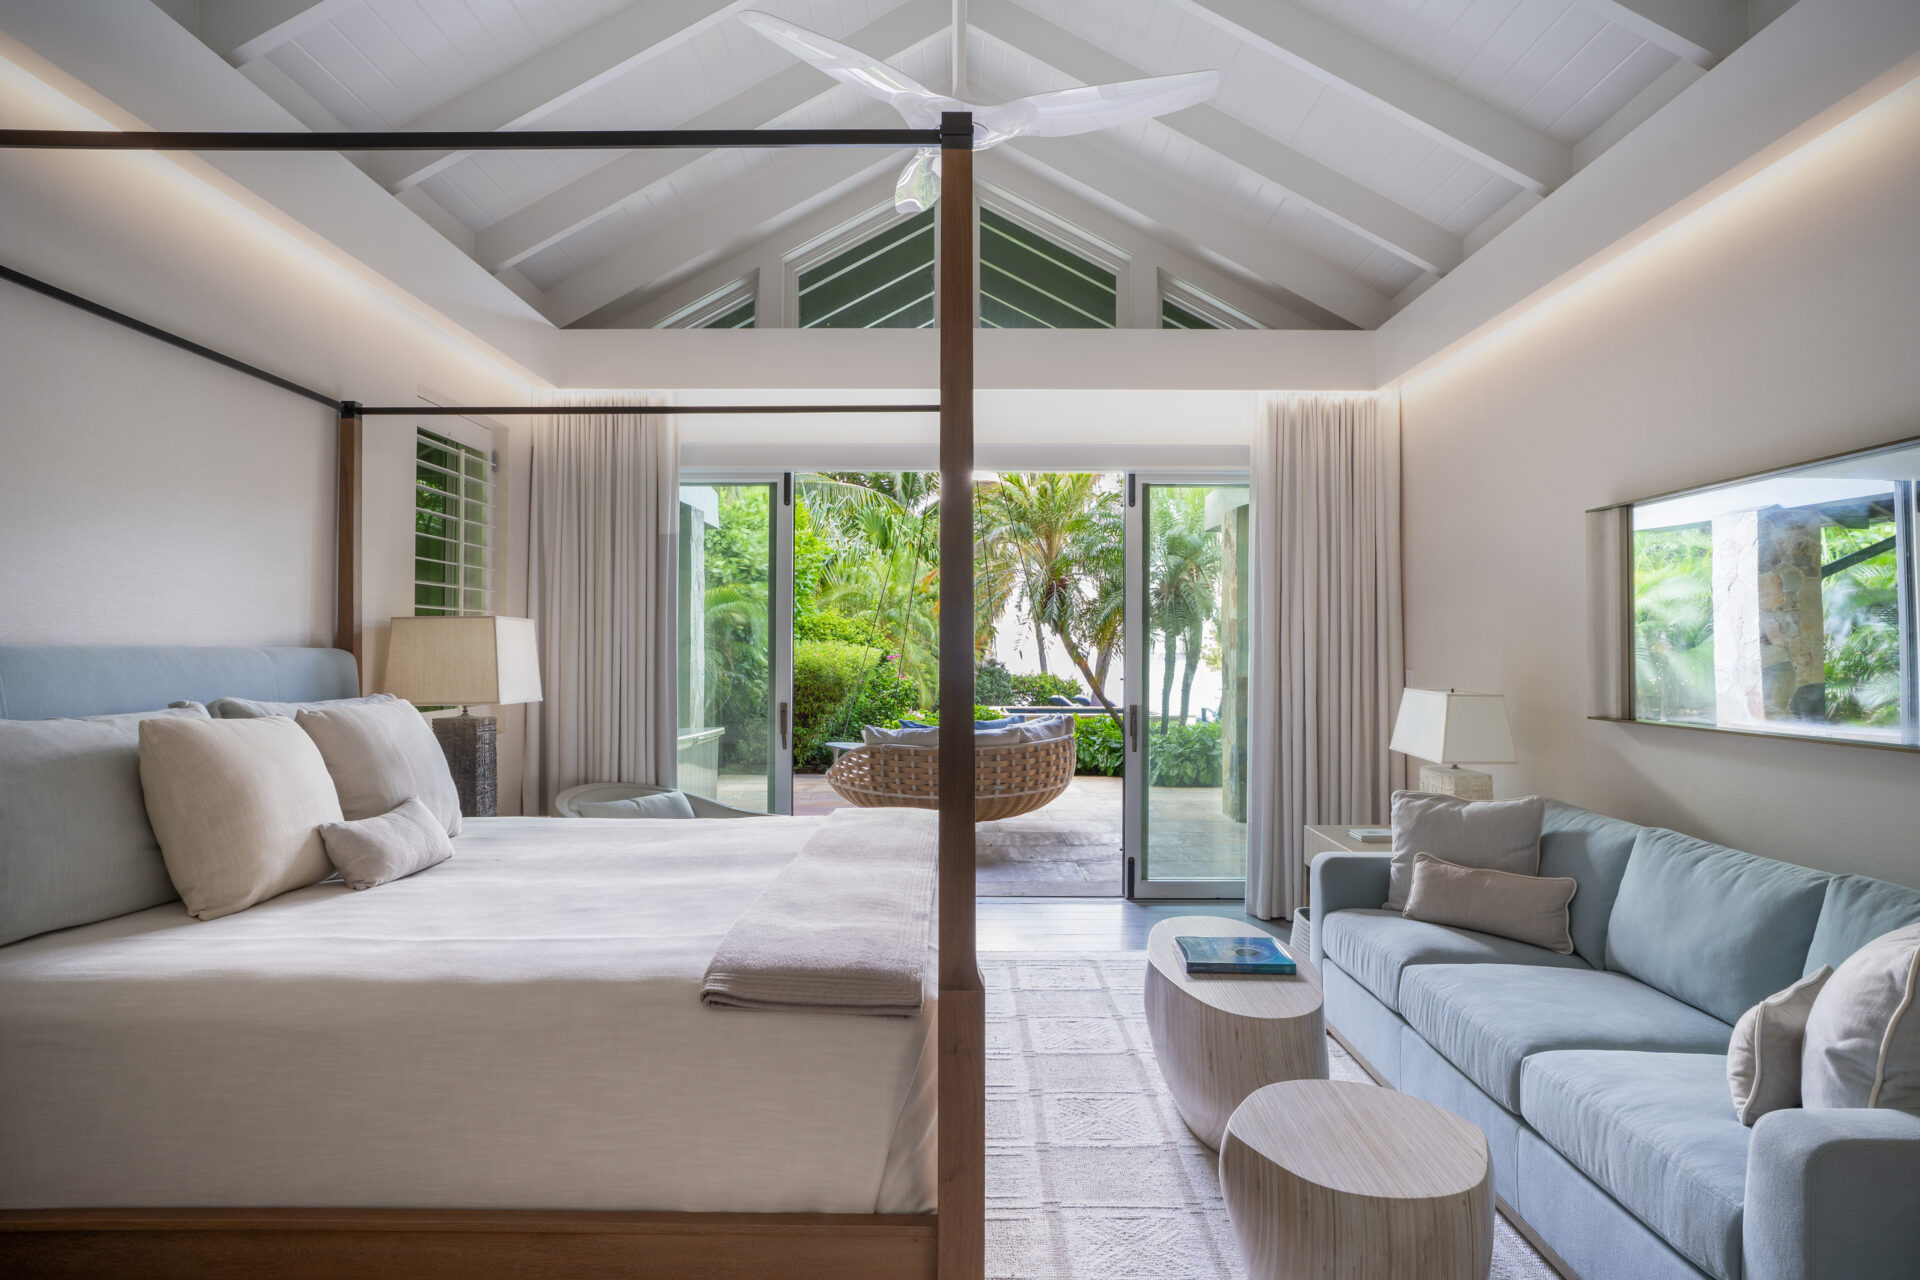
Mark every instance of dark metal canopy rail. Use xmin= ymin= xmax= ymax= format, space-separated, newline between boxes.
xmin=0 ymin=119 xmax=981 ymax=1280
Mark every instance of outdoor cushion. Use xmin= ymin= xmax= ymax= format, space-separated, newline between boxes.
xmin=1521 ymin=1051 xmax=1749 ymax=1280
xmin=1538 ymin=800 xmax=1641 ymax=967
xmin=1606 ymin=827 xmax=1830 ymax=1024
xmin=1321 ymin=908 xmax=1588 ymax=1012
xmin=1804 ymin=874 xmax=1920 ymax=975
xmin=1399 ymin=964 xmax=1732 ymax=1111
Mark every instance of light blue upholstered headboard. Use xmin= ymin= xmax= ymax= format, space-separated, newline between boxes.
xmin=0 ymin=646 xmax=359 ymax=720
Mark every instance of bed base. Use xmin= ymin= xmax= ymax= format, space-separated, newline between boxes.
xmin=0 ymin=1208 xmax=937 ymax=1279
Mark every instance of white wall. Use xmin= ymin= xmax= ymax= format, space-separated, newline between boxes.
xmin=1398 ymin=77 xmax=1920 ymax=887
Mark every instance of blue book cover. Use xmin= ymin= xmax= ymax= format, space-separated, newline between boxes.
xmin=1175 ymin=935 xmax=1297 ymax=975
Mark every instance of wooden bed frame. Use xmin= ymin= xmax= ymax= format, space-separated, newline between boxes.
xmin=0 ymin=118 xmax=984 ymax=1280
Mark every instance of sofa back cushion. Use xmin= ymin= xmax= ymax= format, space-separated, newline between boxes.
xmin=1805 ymin=875 xmax=1920 ymax=976
xmin=1539 ymin=801 xmax=1640 ymax=967
xmin=0 ymin=705 xmax=208 ymax=945
xmin=1606 ymin=827 xmax=1830 ymax=1024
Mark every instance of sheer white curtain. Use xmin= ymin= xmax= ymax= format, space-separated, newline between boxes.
xmin=520 ymin=393 xmax=680 ymax=816
xmin=1246 ymin=392 xmax=1403 ymax=920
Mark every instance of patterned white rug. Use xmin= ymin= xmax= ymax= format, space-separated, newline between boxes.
xmin=982 ymin=951 xmax=1562 ymax=1280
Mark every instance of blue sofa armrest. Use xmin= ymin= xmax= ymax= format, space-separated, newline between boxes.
xmin=1308 ymin=850 xmax=1392 ymax=973
xmin=1744 ymin=1106 xmax=1920 ymax=1280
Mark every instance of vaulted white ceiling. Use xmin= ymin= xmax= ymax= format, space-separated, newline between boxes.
xmin=183 ymin=0 xmax=1772 ymax=329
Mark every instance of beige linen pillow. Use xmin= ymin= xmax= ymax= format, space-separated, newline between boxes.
xmin=138 ymin=716 xmax=342 ymax=920
xmin=295 ymin=699 xmax=462 ymax=837
xmin=1386 ymin=790 xmax=1545 ymax=910
xmin=1401 ymin=853 xmax=1577 ymax=954
xmin=1802 ymin=923 xmax=1920 ymax=1112
xmin=318 ymin=797 xmax=454 ymax=890
xmin=1728 ymin=966 xmax=1833 ymax=1126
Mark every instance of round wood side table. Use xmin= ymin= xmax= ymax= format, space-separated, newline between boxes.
xmin=1143 ymin=915 xmax=1328 ymax=1150
xmin=1220 ymin=1079 xmax=1494 ymax=1280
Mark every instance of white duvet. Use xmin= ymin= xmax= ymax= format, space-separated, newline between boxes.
xmin=0 ymin=816 xmax=937 ymax=1213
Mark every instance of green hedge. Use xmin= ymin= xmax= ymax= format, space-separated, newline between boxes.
xmin=792 ymin=639 xmax=918 ymax=771
xmin=1070 ymin=716 xmax=1222 ymax=785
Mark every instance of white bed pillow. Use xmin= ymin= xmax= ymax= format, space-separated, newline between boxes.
xmin=1802 ymin=923 xmax=1920 ymax=1112
xmin=318 ymin=797 xmax=454 ymax=890
xmin=296 ymin=699 xmax=462 ymax=837
xmin=138 ymin=715 xmax=342 ymax=920
xmin=1728 ymin=966 xmax=1832 ymax=1125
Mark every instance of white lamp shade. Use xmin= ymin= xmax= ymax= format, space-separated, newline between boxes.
xmin=384 ymin=616 xmax=543 ymax=707
xmin=1390 ymin=689 xmax=1515 ymax=764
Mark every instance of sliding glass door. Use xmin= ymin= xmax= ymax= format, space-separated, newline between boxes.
xmin=1123 ymin=474 xmax=1251 ymax=898
xmin=678 ymin=474 xmax=793 ymax=813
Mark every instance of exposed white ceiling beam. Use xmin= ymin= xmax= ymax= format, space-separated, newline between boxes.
xmin=1004 ymin=136 xmax=1390 ymax=328
xmin=474 ymin=1 xmax=947 ymax=274
xmin=1174 ymin=0 xmax=1571 ymax=193
xmin=544 ymin=143 xmax=901 ymax=327
xmin=200 ymin=0 xmax=354 ymax=66
xmin=367 ymin=0 xmax=745 ymax=192
xmin=1571 ymin=0 xmax=1748 ymax=68
xmin=971 ymin=0 xmax=1459 ymax=274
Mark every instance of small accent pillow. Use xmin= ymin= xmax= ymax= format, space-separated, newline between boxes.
xmin=1728 ymin=966 xmax=1833 ymax=1126
xmin=138 ymin=716 xmax=342 ymax=920
xmin=318 ymin=797 xmax=454 ymax=890
xmin=1401 ymin=853 xmax=1577 ymax=954
xmin=1386 ymin=790 xmax=1545 ymax=911
xmin=208 ymin=693 xmax=397 ymax=719
xmin=577 ymin=791 xmax=699 ymax=820
xmin=295 ymin=699 xmax=462 ymax=837
xmin=1802 ymin=922 xmax=1920 ymax=1112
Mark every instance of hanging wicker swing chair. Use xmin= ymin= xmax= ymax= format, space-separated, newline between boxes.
xmin=825 ymin=731 xmax=1077 ymax=822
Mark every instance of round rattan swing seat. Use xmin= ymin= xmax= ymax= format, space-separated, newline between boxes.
xmin=824 ymin=732 xmax=1077 ymax=822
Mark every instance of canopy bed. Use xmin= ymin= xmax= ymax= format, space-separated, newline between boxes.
xmin=0 ymin=118 xmax=984 ymax=1280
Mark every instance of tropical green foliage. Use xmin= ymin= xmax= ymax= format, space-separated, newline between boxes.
xmin=1010 ymin=671 xmax=1083 ymax=705
xmin=1074 ymin=715 xmax=1124 ymax=776
xmin=974 ymin=659 xmax=1016 ymax=706
xmin=791 ymin=640 xmax=918 ymax=770
xmin=1149 ymin=721 xmax=1224 ymax=787
xmin=1149 ymin=488 xmax=1221 ymax=727
xmin=1822 ymin=522 xmax=1900 ymax=726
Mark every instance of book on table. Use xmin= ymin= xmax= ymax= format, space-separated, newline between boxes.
xmin=1175 ymin=935 xmax=1297 ymax=975
xmin=1346 ymin=827 xmax=1391 ymax=842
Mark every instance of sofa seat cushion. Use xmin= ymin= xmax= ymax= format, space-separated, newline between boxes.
xmin=1521 ymin=1051 xmax=1749 ymax=1280
xmin=1400 ymin=964 xmax=1733 ymax=1110
xmin=1322 ymin=908 xmax=1589 ymax=1011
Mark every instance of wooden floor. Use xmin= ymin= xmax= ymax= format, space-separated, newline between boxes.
xmin=977 ymin=897 xmax=1289 ymax=953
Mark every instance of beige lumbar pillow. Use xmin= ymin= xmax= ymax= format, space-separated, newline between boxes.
xmin=1401 ymin=853 xmax=1577 ymax=954
xmin=1802 ymin=923 xmax=1920 ymax=1112
xmin=318 ymin=797 xmax=454 ymax=891
xmin=1386 ymin=790 xmax=1545 ymax=911
xmin=1728 ymin=966 xmax=1833 ymax=1125
xmin=296 ymin=699 xmax=462 ymax=837
xmin=138 ymin=716 xmax=342 ymax=920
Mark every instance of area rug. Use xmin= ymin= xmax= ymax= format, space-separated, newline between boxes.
xmin=981 ymin=952 xmax=1562 ymax=1280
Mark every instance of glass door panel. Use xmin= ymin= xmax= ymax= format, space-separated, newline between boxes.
xmin=1124 ymin=476 xmax=1250 ymax=897
xmin=678 ymin=478 xmax=791 ymax=813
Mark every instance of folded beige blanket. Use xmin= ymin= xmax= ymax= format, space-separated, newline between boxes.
xmin=701 ymin=806 xmax=938 ymax=1016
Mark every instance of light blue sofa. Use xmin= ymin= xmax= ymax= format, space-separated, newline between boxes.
xmin=1310 ymin=800 xmax=1920 ymax=1280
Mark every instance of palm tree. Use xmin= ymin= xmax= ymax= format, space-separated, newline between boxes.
xmin=1149 ymin=491 xmax=1220 ymax=726
xmin=816 ymin=502 xmax=942 ymax=702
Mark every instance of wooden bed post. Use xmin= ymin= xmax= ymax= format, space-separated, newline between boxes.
xmin=935 ymin=111 xmax=984 ymax=1280
xmin=335 ymin=400 xmax=364 ymax=683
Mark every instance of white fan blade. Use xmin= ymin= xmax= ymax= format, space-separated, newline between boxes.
xmin=739 ymin=11 xmax=964 ymax=129
xmin=975 ymin=70 xmax=1220 ymax=143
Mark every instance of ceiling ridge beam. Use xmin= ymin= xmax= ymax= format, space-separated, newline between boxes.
xmin=1003 ymin=135 xmax=1389 ymax=328
xmin=1174 ymin=0 xmax=1571 ymax=193
xmin=368 ymin=0 xmax=748 ymax=192
xmin=473 ymin=0 xmax=949 ymax=274
xmin=1568 ymin=0 xmax=1748 ymax=68
xmin=200 ymin=0 xmax=355 ymax=66
xmin=970 ymin=0 xmax=1459 ymax=274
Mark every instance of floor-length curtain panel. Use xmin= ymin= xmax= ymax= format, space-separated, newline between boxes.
xmin=1245 ymin=392 xmax=1403 ymax=920
xmin=521 ymin=393 xmax=679 ymax=816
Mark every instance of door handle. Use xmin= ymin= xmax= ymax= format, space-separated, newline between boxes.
xmin=778 ymin=701 xmax=789 ymax=751
xmin=1128 ymin=704 xmax=1139 ymax=752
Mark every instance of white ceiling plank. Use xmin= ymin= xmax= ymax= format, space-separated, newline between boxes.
xmin=1173 ymin=0 xmax=1573 ymax=193
xmin=1572 ymin=57 xmax=1704 ymax=169
xmin=1005 ymin=136 xmax=1391 ymax=328
xmin=475 ymin=0 xmax=948 ymax=274
xmin=200 ymin=0 xmax=355 ymax=66
xmin=1570 ymin=0 xmax=1748 ymax=68
xmin=972 ymin=0 xmax=1460 ymax=274
xmin=367 ymin=0 xmax=747 ymax=192
xmin=543 ymin=146 xmax=903 ymax=327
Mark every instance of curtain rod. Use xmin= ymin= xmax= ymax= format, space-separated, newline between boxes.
xmin=0 ymin=128 xmax=944 ymax=151
xmin=370 ymin=404 xmax=940 ymax=416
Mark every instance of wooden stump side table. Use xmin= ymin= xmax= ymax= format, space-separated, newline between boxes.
xmin=1220 ymin=1080 xmax=1494 ymax=1280
xmin=1143 ymin=916 xmax=1328 ymax=1151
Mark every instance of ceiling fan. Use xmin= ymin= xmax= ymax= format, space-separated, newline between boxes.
xmin=740 ymin=9 xmax=1220 ymax=214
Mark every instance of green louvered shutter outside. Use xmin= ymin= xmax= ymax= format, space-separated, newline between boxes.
xmin=798 ymin=210 xmax=937 ymax=328
xmin=705 ymin=299 xmax=755 ymax=328
xmin=979 ymin=209 xmax=1115 ymax=329
xmin=1161 ymin=298 xmax=1217 ymax=329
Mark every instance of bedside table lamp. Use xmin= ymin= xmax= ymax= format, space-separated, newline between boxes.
xmin=1389 ymin=689 xmax=1515 ymax=802
xmin=384 ymin=616 xmax=543 ymax=818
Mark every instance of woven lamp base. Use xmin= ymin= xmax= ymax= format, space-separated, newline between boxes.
xmin=433 ymin=713 xmax=497 ymax=818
